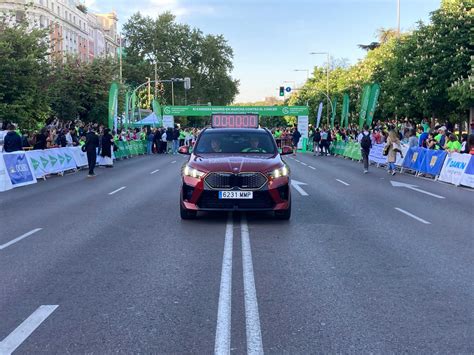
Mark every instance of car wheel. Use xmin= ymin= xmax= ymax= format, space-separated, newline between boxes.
xmin=180 ymin=203 xmax=197 ymax=219
xmin=275 ymin=204 xmax=291 ymax=220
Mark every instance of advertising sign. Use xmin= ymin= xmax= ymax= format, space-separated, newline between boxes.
xmin=2 ymin=152 xmax=37 ymax=187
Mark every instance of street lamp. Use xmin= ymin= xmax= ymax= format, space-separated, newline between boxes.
xmin=310 ymin=52 xmax=330 ymax=125
xmin=293 ymin=69 xmax=309 ymax=80
xmin=146 ymin=53 xmax=172 ymax=98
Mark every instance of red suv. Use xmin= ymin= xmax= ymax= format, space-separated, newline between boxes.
xmin=179 ymin=116 xmax=293 ymax=220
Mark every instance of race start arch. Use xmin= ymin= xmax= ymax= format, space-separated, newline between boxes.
xmin=161 ymin=105 xmax=310 ymax=147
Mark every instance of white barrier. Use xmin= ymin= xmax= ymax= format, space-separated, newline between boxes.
xmin=369 ymin=143 xmax=408 ymax=167
xmin=438 ymin=152 xmax=472 ymax=186
xmin=0 ymin=147 xmax=88 ymax=191
xmin=0 ymin=151 xmax=37 ymax=191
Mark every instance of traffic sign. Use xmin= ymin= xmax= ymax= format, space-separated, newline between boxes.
xmin=285 ymin=86 xmax=292 ymax=93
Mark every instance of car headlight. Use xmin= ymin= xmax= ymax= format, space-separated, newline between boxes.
xmin=269 ymin=165 xmax=289 ymax=178
xmin=183 ymin=165 xmax=206 ymax=179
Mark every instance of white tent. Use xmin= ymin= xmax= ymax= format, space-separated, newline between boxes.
xmin=133 ymin=112 xmax=161 ymax=127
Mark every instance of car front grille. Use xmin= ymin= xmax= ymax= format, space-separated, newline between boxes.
xmin=205 ymin=172 xmax=267 ymax=190
xmin=197 ymin=190 xmax=275 ymax=210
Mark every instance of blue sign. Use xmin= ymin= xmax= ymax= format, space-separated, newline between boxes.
xmin=402 ymin=147 xmax=425 ymax=171
xmin=285 ymin=86 xmax=292 ymax=93
xmin=3 ymin=153 xmax=35 ymax=186
xmin=418 ymin=149 xmax=447 ymax=176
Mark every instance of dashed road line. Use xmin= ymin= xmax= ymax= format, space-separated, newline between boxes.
xmin=300 ymin=162 xmax=308 ymax=166
xmin=150 ymin=169 xmax=160 ymax=174
xmin=108 ymin=186 xmax=126 ymax=195
xmin=0 ymin=228 xmax=43 ymax=250
xmin=336 ymin=179 xmax=350 ymax=186
xmin=395 ymin=207 xmax=431 ymax=224
xmin=171 ymin=160 xmax=177 ymax=164
xmin=214 ymin=213 xmax=234 ymax=354
xmin=308 ymin=166 xmax=316 ymax=170
xmin=241 ymin=215 xmax=264 ymax=354
xmin=0 ymin=305 xmax=58 ymax=354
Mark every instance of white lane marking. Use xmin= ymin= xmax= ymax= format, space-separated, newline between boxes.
xmin=308 ymin=166 xmax=316 ymax=170
xmin=395 ymin=208 xmax=431 ymax=224
xmin=336 ymin=179 xmax=350 ymax=186
xmin=300 ymin=162 xmax=308 ymax=166
xmin=295 ymin=159 xmax=301 ymax=163
xmin=291 ymin=179 xmax=309 ymax=196
xmin=171 ymin=160 xmax=177 ymax=164
xmin=108 ymin=186 xmax=126 ymax=195
xmin=150 ymin=169 xmax=160 ymax=174
xmin=0 ymin=305 xmax=58 ymax=354
xmin=214 ymin=213 xmax=234 ymax=355
xmin=390 ymin=181 xmax=445 ymax=199
xmin=241 ymin=215 xmax=264 ymax=354
xmin=0 ymin=228 xmax=42 ymax=251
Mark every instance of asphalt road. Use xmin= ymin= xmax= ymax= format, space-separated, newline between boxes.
xmin=0 ymin=152 xmax=472 ymax=354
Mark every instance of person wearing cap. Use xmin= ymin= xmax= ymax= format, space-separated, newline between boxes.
xmin=434 ymin=127 xmax=447 ymax=150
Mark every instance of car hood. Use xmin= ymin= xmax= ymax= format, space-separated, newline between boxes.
xmin=188 ymin=153 xmax=283 ymax=174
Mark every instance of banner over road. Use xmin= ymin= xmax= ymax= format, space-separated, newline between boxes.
xmin=161 ymin=105 xmax=309 ymax=117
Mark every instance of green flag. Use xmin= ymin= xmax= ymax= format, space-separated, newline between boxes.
xmin=365 ymin=83 xmax=381 ymax=127
xmin=330 ymin=97 xmax=338 ymax=129
xmin=108 ymin=81 xmax=119 ymax=130
xmin=341 ymin=93 xmax=350 ymax=128
xmin=125 ymin=90 xmax=131 ymax=129
xmin=358 ymin=84 xmax=371 ymax=129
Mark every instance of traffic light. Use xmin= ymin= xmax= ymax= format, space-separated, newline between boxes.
xmin=279 ymin=86 xmax=285 ymax=97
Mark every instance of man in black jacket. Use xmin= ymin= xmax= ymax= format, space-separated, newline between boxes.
xmin=3 ymin=124 xmax=23 ymax=152
xmin=84 ymin=127 xmax=100 ymax=177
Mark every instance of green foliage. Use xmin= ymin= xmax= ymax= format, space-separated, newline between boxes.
xmin=48 ymin=57 xmax=118 ymax=124
xmin=290 ymin=0 xmax=472 ymax=124
xmin=122 ymin=12 xmax=239 ymax=106
xmin=0 ymin=17 xmax=51 ymax=129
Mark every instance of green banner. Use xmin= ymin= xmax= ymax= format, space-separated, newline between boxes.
xmin=330 ymin=97 xmax=337 ymax=129
xmin=125 ymin=90 xmax=131 ymax=129
xmin=358 ymin=85 xmax=371 ymax=129
xmin=108 ymin=82 xmax=119 ymax=130
xmin=161 ymin=105 xmax=309 ymax=117
xmin=341 ymin=93 xmax=350 ymax=128
xmin=365 ymin=83 xmax=381 ymax=127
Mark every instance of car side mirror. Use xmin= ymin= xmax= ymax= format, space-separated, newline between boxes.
xmin=178 ymin=146 xmax=190 ymax=155
xmin=281 ymin=146 xmax=293 ymax=155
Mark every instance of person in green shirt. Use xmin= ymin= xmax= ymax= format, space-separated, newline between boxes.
xmin=444 ymin=134 xmax=462 ymax=153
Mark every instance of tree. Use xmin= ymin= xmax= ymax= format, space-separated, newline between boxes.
xmin=0 ymin=14 xmax=51 ymax=129
xmin=122 ymin=12 xmax=239 ymax=107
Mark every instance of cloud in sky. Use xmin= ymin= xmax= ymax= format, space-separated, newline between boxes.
xmin=85 ymin=0 xmax=215 ymax=20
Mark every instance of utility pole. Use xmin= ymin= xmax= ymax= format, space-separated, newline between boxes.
xmin=154 ymin=61 xmax=158 ymax=99
xmin=397 ymin=0 xmax=401 ymax=36
xmin=146 ymin=77 xmax=151 ymax=107
xmin=171 ymin=80 xmax=175 ymax=106
xmin=118 ymin=34 xmax=123 ymax=84
xmin=310 ymin=52 xmax=331 ymax=125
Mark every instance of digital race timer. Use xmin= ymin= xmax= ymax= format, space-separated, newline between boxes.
xmin=211 ymin=114 xmax=259 ymax=129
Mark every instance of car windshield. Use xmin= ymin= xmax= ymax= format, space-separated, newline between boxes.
xmin=194 ymin=131 xmax=276 ymax=154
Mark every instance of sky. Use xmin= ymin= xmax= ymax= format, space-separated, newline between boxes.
xmin=85 ymin=0 xmax=441 ymax=103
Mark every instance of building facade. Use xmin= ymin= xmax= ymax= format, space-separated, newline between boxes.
xmin=0 ymin=0 xmax=119 ymax=62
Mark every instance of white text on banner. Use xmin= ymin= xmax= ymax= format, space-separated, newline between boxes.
xmin=438 ymin=152 xmax=471 ymax=186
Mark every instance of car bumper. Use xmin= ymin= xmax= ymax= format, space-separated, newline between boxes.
xmin=180 ymin=175 xmax=291 ymax=212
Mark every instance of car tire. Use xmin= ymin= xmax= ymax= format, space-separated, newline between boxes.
xmin=180 ymin=203 xmax=197 ymax=219
xmin=275 ymin=204 xmax=291 ymax=220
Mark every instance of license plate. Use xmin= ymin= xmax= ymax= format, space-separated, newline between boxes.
xmin=218 ymin=191 xmax=253 ymax=199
